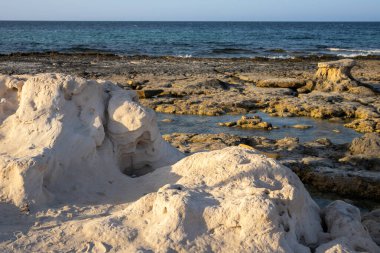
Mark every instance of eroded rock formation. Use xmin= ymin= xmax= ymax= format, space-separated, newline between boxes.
xmin=315 ymin=59 xmax=356 ymax=83
xmin=313 ymin=59 xmax=376 ymax=95
xmin=0 ymin=74 xmax=183 ymax=207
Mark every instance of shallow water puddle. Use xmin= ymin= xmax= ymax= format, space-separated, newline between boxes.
xmin=157 ymin=112 xmax=361 ymax=144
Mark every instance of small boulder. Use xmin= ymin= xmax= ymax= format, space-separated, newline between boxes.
xmin=291 ymin=124 xmax=313 ymax=129
xmin=219 ymin=115 xmax=273 ymax=130
xmin=350 ymin=133 xmax=380 ymax=157
xmin=136 ymin=89 xmax=164 ymax=99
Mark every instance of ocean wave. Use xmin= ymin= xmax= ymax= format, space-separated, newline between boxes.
xmin=265 ymin=55 xmax=296 ymax=59
xmin=265 ymin=48 xmax=287 ymax=53
xmin=63 ymin=44 xmax=113 ymax=53
xmin=337 ymin=53 xmax=377 ymax=58
xmin=177 ymin=54 xmax=192 ymax=58
xmin=316 ymin=45 xmax=330 ymax=49
xmin=328 ymin=48 xmax=380 ymax=55
xmin=211 ymin=48 xmax=256 ymax=54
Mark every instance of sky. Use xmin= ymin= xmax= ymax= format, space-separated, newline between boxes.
xmin=0 ymin=0 xmax=379 ymax=21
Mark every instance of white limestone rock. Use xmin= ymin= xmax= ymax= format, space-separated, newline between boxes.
xmin=82 ymin=147 xmax=322 ymax=252
xmin=316 ymin=200 xmax=379 ymax=253
xmin=0 ymin=73 xmax=183 ymax=207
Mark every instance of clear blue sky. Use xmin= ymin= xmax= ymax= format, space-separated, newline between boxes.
xmin=0 ymin=0 xmax=379 ymax=21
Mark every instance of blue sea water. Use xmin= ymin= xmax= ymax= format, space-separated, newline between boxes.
xmin=0 ymin=21 xmax=379 ymax=58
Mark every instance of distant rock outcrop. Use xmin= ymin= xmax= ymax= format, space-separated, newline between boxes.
xmin=313 ymin=59 xmax=376 ymax=95
xmin=315 ymin=59 xmax=356 ymax=83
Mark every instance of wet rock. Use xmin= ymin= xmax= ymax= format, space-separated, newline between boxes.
xmin=218 ymin=121 xmax=236 ymax=127
xmin=219 ymin=115 xmax=273 ymax=130
xmin=136 ymin=89 xmax=164 ymax=99
xmin=315 ymin=138 xmax=333 ymax=146
xmin=161 ymin=118 xmax=173 ymax=123
xmin=290 ymin=124 xmax=313 ymax=129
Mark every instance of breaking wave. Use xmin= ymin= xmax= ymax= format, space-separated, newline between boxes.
xmin=328 ymin=48 xmax=380 ymax=57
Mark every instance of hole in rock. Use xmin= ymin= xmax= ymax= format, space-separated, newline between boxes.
xmin=122 ymin=163 xmax=154 ymax=178
xmin=117 ymin=131 xmax=156 ymax=178
xmin=321 ymin=216 xmax=328 ymax=233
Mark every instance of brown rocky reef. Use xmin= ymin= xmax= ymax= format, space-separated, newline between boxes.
xmin=127 ymin=59 xmax=380 ymax=133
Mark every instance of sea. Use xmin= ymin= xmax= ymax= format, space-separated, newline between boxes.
xmin=0 ymin=21 xmax=379 ymax=58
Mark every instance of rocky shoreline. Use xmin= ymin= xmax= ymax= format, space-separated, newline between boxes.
xmin=1 ymin=73 xmax=380 ymax=252
xmin=1 ymin=54 xmax=379 ymax=131
xmin=1 ymin=54 xmax=379 ymax=197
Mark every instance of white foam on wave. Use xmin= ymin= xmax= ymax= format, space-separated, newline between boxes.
xmin=266 ymin=55 xmax=296 ymax=59
xmin=337 ymin=53 xmax=375 ymax=58
xmin=177 ymin=54 xmax=192 ymax=58
xmin=328 ymin=48 xmax=380 ymax=56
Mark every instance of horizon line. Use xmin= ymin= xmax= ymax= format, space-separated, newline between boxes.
xmin=1 ymin=20 xmax=379 ymax=22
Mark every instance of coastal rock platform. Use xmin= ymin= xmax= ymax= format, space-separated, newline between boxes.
xmin=1 ymin=74 xmax=379 ymax=252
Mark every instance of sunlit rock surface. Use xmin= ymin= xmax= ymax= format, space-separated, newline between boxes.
xmin=0 ymin=74 xmax=378 ymax=252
